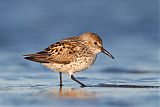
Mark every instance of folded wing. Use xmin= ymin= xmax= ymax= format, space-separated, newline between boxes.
xmin=24 ymin=40 xmax=80 ymax=64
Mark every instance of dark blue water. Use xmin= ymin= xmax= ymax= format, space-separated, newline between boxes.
xmin=0 ymin=0 xmax=159 ymax=107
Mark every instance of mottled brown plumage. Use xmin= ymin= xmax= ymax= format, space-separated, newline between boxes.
xmin=24 ymin=32 xmax=114 ymax=87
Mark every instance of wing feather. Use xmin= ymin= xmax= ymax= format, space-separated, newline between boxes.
xmin=24 ymin=40 xmax=81 ymax=64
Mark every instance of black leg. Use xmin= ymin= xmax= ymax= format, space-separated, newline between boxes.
xmin=71 ymin=75 xmax=86 ymax=87
xmin=59 ymin=72 xmax=63 ymax=86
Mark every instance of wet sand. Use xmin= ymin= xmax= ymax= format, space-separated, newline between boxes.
xmin=0 ymin=70 xmax=159 ymax=107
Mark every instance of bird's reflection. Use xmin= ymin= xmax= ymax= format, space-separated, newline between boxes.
xmin=41 ymin=86 xmax=96 ymax=99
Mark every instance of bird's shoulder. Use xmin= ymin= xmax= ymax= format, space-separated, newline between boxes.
xmin=37 ymin=38 xmax=85 ymax=64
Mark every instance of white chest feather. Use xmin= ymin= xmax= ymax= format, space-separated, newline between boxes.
xmin=42 ymin=56 xmax=96 ymax=75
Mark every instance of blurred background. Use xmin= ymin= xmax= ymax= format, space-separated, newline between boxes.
xmin=0 ymin=0 xmax=159 ymax=107
xmin=0 ymin=0 xmax=159 ymax=72
xmin=0 ymin=0 xmax=159 ymax=71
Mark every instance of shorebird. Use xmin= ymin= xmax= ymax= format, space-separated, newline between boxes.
xmin=24 ymin=32 xmax=114 ymax=87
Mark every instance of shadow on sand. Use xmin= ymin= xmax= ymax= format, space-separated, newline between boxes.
xmin=39 ymin=83 xmax=159 ymax=99
xmin=87 ymin=83 xmax=160 ymax=88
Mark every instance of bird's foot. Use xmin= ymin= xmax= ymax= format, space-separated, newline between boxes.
xmin=80 ymin=84 xmax=87 ymax=87
xmin=59 ymin=84 xmax=64 ymax=87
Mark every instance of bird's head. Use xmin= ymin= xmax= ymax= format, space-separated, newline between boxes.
xmin=80 ymin=32 xmax=114 ymax=59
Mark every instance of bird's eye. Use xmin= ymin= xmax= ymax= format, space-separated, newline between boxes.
xmin=94 ymin=42 xmax=97 ymax=45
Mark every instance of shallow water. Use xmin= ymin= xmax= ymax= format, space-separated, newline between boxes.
xmin=0 ymin=66 xmax=159 ymax=107
xmin=0 ymin=0 xmax=159 ymax=107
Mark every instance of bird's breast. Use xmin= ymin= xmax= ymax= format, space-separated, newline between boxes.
xmin=42 ymin=55 xmax=96 ymax=75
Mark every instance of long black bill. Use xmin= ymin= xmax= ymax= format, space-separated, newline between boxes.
xmin=101 ymin=48 xmax=114 ymax=59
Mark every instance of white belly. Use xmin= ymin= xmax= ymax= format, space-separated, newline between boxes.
xmin=42 ymin=56 xmax=96 ymax=75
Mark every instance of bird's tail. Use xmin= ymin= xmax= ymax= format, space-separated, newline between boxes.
xmin=23 ymin=54 xmax=49 ymax=63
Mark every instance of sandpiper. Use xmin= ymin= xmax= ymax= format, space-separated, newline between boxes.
xmin=24 ymin=32 xmax=114 ymax=87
